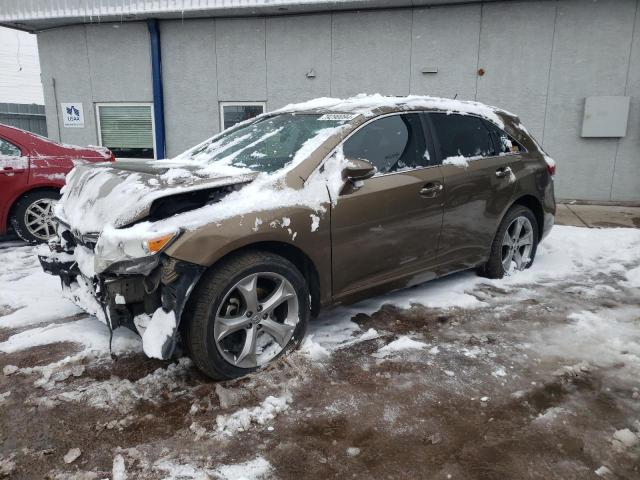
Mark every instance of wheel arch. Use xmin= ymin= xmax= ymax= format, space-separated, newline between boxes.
xmin=200 ymin=241 xmax=322 ymax=317
xmin=512 ymin=194 xmax=544 ymax=240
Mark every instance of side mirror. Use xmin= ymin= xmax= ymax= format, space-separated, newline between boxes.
xmin=343 ymin=158 xmax=377 ymax=182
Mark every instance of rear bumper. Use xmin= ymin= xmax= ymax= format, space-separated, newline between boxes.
xmin=39 ymin=242 xmax=205 ymax=359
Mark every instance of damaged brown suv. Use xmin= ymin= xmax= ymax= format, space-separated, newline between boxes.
xmin=39 ymin=95 xmax=556 ymax=380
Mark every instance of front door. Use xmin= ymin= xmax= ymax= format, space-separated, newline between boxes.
xmin=331 ymin=113 xmax=444 ymax=300
xmin=0 ymin=136 xmax=29 ymax=208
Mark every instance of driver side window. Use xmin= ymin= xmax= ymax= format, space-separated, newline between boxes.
xmin=343 ymin=114 xmax=426 ymax=174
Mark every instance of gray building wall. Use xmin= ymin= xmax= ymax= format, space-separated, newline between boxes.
xmin=37 ymin=0 xmax=640 ymax=202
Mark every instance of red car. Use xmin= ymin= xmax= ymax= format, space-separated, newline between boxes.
xmin=0 ymin=124 xmax=114 ymax=243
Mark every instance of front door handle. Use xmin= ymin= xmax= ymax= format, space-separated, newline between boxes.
xmin=419 ymin=182 xmax=443 ymax=198
xmin=0 ymin=167 xmax=20 ymax=176
xmin=495 ymin=166 xmax=513 ymax=178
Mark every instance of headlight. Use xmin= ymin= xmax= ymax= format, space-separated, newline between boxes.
xmin=94 ymin=227 xmax=179 ymax=274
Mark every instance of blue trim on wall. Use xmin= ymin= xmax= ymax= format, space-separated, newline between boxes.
xmin=147 ymin=19 xmax=166 ymax=160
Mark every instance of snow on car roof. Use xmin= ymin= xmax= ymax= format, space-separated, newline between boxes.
xmin=274 ymin=93 xmax=514 ymax=127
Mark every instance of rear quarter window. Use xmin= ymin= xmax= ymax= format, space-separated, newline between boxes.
xmin=481 ymin=119 xmax=527 ymax=155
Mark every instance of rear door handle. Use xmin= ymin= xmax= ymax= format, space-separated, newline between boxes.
xmin=419 ymin=182 xmax=443 ymax=198
xmin=495 ymin=166 xmax=513 ymax=178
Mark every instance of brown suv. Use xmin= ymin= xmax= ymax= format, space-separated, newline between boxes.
xmin=39 ymin=95 xmax=556 ymax=380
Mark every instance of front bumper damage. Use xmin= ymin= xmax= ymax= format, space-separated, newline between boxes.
xmin=39 ymin=230 xmax=205 ymax=359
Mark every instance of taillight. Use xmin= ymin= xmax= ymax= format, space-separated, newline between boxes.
xmin=547 ymin=163 xmax=556 ymax=176
xmin=109 ymin=151 xmax=116 ymax=162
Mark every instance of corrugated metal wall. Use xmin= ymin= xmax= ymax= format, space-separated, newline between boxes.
xmin=0 ymin=103 xmax=47 ymax=136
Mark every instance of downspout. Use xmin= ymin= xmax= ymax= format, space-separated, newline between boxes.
xmin=147 ymin=19 xmax=166 ymax=160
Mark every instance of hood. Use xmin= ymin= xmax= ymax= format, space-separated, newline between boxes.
xmin=57 ymin=161 xmax=258 ymax=234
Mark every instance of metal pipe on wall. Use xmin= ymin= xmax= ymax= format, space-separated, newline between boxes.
xmin=147 ymin=19 xmax=166 ymax=160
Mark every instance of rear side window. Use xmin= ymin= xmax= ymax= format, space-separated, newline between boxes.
xmin=429 ymin=113 xmax=495 ymax=160
xmin=482 ymin=119 xmax=526 ymax=154
xmin=343 ymin=114 xmax=427 ymax=174
xmin=0 ymin=137 xmax=21 ymax=157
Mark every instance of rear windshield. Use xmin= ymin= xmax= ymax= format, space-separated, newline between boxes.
xmin=176 ymin=113 xmax=349 ymax=173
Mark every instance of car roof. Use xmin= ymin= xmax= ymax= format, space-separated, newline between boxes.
xmin=272 ymin=93 xmax=518 ymax=128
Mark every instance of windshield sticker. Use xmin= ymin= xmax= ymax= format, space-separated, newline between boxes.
xmin=318 ymin=113 xmax=358 ymax=121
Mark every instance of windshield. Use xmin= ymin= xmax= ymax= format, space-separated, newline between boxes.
xmin=176 ymin=113 xmax=351 ymax=173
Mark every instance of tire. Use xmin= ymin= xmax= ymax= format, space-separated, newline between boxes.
xmin=183 ymin=250 xmax=310 ymax=380
xmin=10 ymin=190 xmax=60 ymax=243
xmin=481 ymin=205 xmax=539 ymax=279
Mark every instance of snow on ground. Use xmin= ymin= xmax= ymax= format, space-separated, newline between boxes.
xmin=0 ymin=244 xmax=81 ymax=328
xmin=1 ymin=225 xmax=640 ymax=478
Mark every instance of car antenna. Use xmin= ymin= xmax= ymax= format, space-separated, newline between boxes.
xmin=453 ymin=93 xmax=458 ymax=100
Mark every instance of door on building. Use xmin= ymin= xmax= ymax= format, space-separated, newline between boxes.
xmin=331 ymin=113 xmax=444 ymax=299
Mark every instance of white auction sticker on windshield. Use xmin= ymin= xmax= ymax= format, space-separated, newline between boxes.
xmin=318 ymin=113 xmax=358 ymax=121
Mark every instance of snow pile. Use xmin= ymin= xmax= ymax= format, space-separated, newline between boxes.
xmin=214 ymin=456 xmax=273 ymax=480
xmin=310 ymin=214 xmax=320 ymax=232
xmin=0 ymin=316 xmax=139 ymax=356
xmin=153 ymin=456 xmax=272 ymax=480
xmin=534 ymin=307 xmax=640 ymax=382
xmin=112 ymin=454 xmax=126 ymax=480
xmin=216 ymin=393 xmax=291 ymax=435
xmin=142 ymin=308 xmax=176 ymax=359
xmin=56 ymin=358 xmax=193 ymax=414
xmin=442 ymin=155 xmax=483 ymax=168
xmin=611 ymin=427 xmax=639 ymax=452
xmin=374 ymin=336 xmax=428 ymax=358
xmin=0 ymin=245 xmax=81 ymax=329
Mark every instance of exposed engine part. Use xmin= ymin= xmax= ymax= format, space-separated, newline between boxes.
xmin=147 ymin=183 xmax=246 ymax=222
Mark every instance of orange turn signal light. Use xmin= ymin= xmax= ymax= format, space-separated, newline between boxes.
xmin=144 ymin=233 xmax=176 ymax=253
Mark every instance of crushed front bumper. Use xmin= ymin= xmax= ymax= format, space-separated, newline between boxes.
xmin=38 ymin=239 xmax=205 ymax=359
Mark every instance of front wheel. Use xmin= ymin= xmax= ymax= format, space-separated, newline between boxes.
xmin=481 ymin=205 xmax=539 ymax=279
xmin=183 ymin=251 xmax=310 ymax=380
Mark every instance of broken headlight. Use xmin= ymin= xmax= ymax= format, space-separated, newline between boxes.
xmin=94 ymin=228 xmax=179 ymax=275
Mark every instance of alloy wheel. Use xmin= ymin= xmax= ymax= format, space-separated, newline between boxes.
xmin=501 ymin=216 xmax=534 ymax=273
xmin=24 ymin=198 xmax=57 ymax=241
xmin=214 ymin=272 xmax=299 ymax=369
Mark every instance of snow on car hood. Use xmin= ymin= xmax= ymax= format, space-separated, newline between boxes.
xmin=56 ymin=161 xmax=258 ymax=234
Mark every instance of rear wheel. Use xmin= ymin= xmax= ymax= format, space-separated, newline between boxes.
xmin=184 ymin=251 xmax=310 ymax=380
xmin=10 ymin=190 xmax=60 ymax=243
xmin=481 ymin=205 xmax=539 ymax=279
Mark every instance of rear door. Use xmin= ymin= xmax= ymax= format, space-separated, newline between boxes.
xmin=331 ymin=113 xmax=444 ymax=300
xmin=425 ymin=112 xmax=520 ymax=269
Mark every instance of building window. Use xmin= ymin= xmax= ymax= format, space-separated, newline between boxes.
xmin=96 ymin=103 xmax=155 ymax=159
xmin=220 ymin=102 xmax=265 ymax=130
